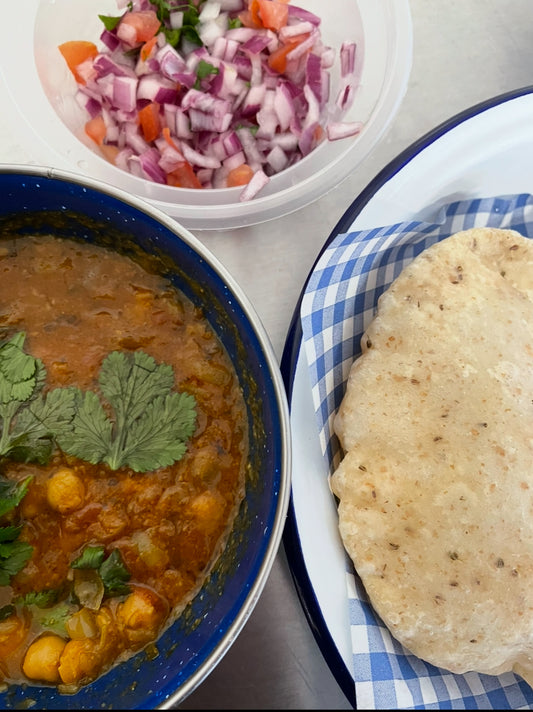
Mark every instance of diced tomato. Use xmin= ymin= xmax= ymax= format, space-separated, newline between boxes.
xmin=99 ymin=144 xmax=120 ymax=164
xmin=84 ymin=115 xmax=107 ymax=145
xmin=239 ymin=0 xmax=289 ymax=30
xmin=138 ymin=102 xmax=161 ymax=142
xmin=120 ymin=11 xmax=161 ymax=44
xmin=226 ymin=164 xmax=255 ymax=187
xmin=167 ymin=163 xmax=203 ymax=189
xmin=140 ymin=35 xmax=158 ymax=61
xmin=58 ymin=41 xmax=98 ymax=84
xmin=257 ymin=0 xmax=289 ymax=31
xmin=268 ymin=40 xmax=300 ymax=73
xmin=162 ymin=127 xmax=180 ymax=151
xmin=314 ymin=125 xmax=325 ymax=143
xmin=238 ymin=0 xmax=263 ymax=28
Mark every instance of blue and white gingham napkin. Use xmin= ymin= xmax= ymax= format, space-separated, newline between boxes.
xmin=300 ymin=193 xmax=533 ymax=709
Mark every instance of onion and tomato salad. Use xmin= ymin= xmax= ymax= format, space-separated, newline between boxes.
xmin=59 ymin=0 xmax=360 ymax=201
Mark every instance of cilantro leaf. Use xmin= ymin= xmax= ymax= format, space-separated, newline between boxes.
xmin=99 ymin=351 xmax=174 ymax=425
xmin=148 ymin=0 xmax=173 ymax=21
xmin=0 ymin=476 xmax=32 ymax=519
xmin=15 ymin=589 xmax=60 ymax=608
xmin=7 ymin=387 xmax=77 ymax=465
xmin=179 ymin=23 xmax=203 ymax=48
xmin=161 ymin=28 xmax=182 ymax=47
xmin=0 ymin=332 xmax=36 ymax=386
xmin=13 ymin=591 xmax=72 ymax=635
xmin=149 ymin=0 xmax=203 ymax=50
xmin=0 ymin=525 xmax=21 ymax=542
xmin=33 ymin=602 xmax=75 ymax=637
xmin=124 ymin=392 xmax=196 ymax=471
xmin=57 ymin=351 xmax=197 ymax=472
xmin=0 ymin=604 xmax=14 ymax=622
xmin=58 ymin=390 xmax=113 ymax=465
xmin=98 ymin=14 xmax=123 ymax=31
xmin=0 ymin=528 xmax=32 ymax=586
xmin=194 ymin=59 xmax=219 ymax=88
xmin=0 ymin=333 xmax=74 ymax=465
xmin=0 ymin=476 xmax=33 ymax=585
xmin=99 ymin=549 xmax=130 ymax=596
xmin=71 ymin=545 xmax=106 ymax=570
xmin=72 ymin=545 xmax=130 ymax=598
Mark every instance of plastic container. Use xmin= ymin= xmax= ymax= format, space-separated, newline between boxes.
xmin=0 ymin=0 xmax=412 ymax=230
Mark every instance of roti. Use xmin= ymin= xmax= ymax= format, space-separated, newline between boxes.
xmin=329 ymin=227 xmax=533 ymax=685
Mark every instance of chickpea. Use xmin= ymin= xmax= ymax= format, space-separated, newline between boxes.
xmin=22 ymin=634 xmax=67 ymax=683
xmin=57 ymin=638 xmax=99 ymax=686
xmin=0 ymin=613 xmax=28 ymax=659
xmin=116 ymin=587 xmax=166 ymax=646
xmin=46 ymin=468 xmax=85 ymax=514
xmin=188 ymin=491 xmax=224 ymax=534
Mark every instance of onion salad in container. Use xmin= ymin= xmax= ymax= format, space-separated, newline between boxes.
xmin=0 ymin=0 xmax=412 ymax=228
xmin=57 ymin=0 xmax=362 ymax=202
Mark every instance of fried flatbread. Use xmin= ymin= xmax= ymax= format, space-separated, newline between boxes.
xmin=330 ymin=227 xmax=533 ymax=685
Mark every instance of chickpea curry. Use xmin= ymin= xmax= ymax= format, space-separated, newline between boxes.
xmin=0 ymin=234 xmax=248 ymax=692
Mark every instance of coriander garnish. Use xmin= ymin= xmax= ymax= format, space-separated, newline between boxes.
xmin=0 ymin=332 xmax=197 ymax=471
xmin=0 ymin=332 xmax=75 ymax=465
xmin=0 ymin=524 xmax=32 ymax=586
xmin=72 ymin=545 xmax=131 ymax=597
xmin=57 ymin=350 xmax=197 ymax=473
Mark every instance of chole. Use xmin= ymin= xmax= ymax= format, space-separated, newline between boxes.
xmin=330 ymin=227 xmax=533 ymax=686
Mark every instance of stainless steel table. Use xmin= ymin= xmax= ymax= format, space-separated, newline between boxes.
xmin=2 ymin=0 xmax=533 ymax=707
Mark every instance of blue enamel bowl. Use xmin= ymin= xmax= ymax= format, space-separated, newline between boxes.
xmin=0 ymin=166 xmax=291 ymax=710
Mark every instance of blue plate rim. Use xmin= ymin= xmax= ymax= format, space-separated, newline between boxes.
xmin=280 ymin=83 xmax=533 ymax=710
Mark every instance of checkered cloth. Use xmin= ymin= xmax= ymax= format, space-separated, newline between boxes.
xmin=300 ymin=193 xmax=533 ymax=709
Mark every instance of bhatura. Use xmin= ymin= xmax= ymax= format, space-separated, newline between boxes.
xmin=330 ymin=227 xmax=533 ymax=687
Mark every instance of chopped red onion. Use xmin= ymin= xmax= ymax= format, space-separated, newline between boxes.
xmin=256 ymin=90 xmax=278 ymax=139
xmin=236 ymin=126 xmax=263 ymax=172
xmin=139 ymin=148 xmax=167 ymax=182
xmin=223 ymin=150 xmax=246 ymax=171
xmin=287 ymin=5 xmax=321 ymax=26
xmin=266 ymin=144 xmax=288 ymax=173
xmin=100 ymin=29 xmax=121 ymax=52
xmin=112 ymin=75 xmax=138 ymax=112
xmin=169 ymin=12 xmax=184 ymax=30
xmin=273 ymin=83 xmax=295 ymax=132
xmin=158 ymin=144 xmax=186 ymax=172
xmin=181 ymin=142 xmax=222 ymax=169
xmin=76 ymin=91 xmax=102 ymax=119
xmin=239 ymin=168 xmax=269 ymax=201
xmin=286 ymin=30 xmax=319 ymax=62
xmin=335 ymin=82 xmax=355 ymax=113
xmin=279 ymin=21 xmax=314 ymax=41
xmin=137 ymin=73 xmax=179 ymax=103
xmin=199 ymin=2 xmax=222 ymax=23
xmin=174 ymin=108 xmax=193 ymax=139
xmin=219 ymin=0 xmax=245 ymax=11
xmin=340 ymin=41 xmax=356 ymax=77
xmin=93 ymin=54 xmax=136 ymax=78
xmin=116 ymin=22 xmax=137 ymax=46
xmin=326 ymin=120 xmax=363 ymax=140
xmin=196 ymin=167 xmax=214 ymax=185
xmin=240 ymin=83 xmax=267 ymax=116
